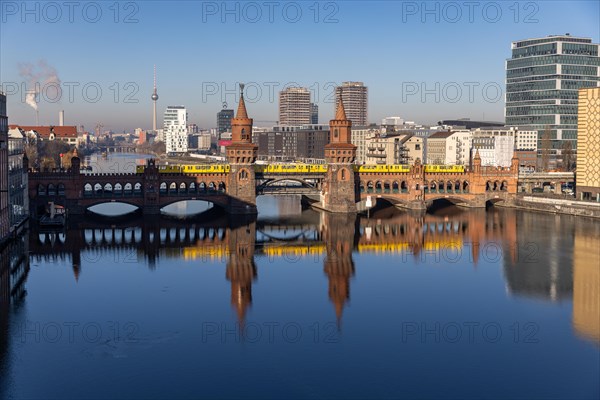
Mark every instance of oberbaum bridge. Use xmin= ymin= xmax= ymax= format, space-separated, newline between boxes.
xmin=29 ymin=89 xmax=556 ymax=217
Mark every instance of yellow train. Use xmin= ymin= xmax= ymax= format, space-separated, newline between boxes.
xmin=136 ymin=163 xmax=464 ymax=175
xmin=181 ymin=164 xmax=230 ymax=174
xmin=354 ymin=164 xmax=410 ymax=173
xmin=424 ymin=165 xmax=465 ymax=173
xmin=254 ymin=164 xmax=327 ymax=174
xmin=136 ymin=164 xmax=230 ymax=174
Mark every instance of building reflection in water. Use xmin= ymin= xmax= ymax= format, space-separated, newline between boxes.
xmin=226 ymin=219 xmax=257 ymax=328
xmin=503 ymin=212 xmax=574 ymax=302
xmin=0 ymin=229 xmax=30 ymax=387
xmin=321 ymin=213 xmax=357 ymax=325
xmin=24 ymin=205 xmax=600 ymax=344
xmin=572 ymin=222 xmax=600 ymax=343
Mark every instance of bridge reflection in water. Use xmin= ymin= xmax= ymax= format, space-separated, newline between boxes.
xmin=25 ymin=206 xmax=600 ymax=343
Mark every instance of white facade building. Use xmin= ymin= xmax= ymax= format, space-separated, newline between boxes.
xmin=472 ymin=127 xmax=516 ymax=167
xmin=352 ymin=125 xmax=381 ymax=164
xmin=381 ymin=116 xmax=405 ymax=126
xmin=198 ymin=133 xmax=212 ymax=150
xmin=164 ymin=106 xmax=188 ymax=153
xmin=446 ymin=130 xmax=472 ymax=165
xmin=513 ymin=127 xmax=538 ymax=151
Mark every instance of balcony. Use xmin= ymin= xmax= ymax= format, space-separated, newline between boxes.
xmin=367 ymin=153 xmax=387 ymax=158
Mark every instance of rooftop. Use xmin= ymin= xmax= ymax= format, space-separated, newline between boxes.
xmin=9 ymin=125 xmax=78 ymax=138
xmin=428 ymin=131 xmax=454 ymax=139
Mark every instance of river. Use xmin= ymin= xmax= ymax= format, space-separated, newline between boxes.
xmin=0 ymin=154 xmax=598 ymax=399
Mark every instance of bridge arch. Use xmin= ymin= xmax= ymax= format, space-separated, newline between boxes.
xmin=426 ymin=195 xmax=473 ymax=209
xmin=158 ymin=197 xmax=229 ymax=213
xmin=362 ymin=196 xmax=410 ymax=209
xmin=259 ymin=177 xmax=316 ymax=188
xmin=85 ymin=200 xmax=142 ymax=214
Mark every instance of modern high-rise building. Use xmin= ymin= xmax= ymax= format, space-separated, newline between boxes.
xmin=505 ymin=34 xmax=600 ymax=168
xmin=0 ymin=92 xmax=10 ymax=245
xmin=217 ymin=107 xmax=234 ymax=135
xmin=279 ymin=88 xmax=311 ymax=126
xmin=164 ymin=106 xmax=188 ymax=154
xmin=575 ymin=87 xmax=600 ymax=200
xmin=310 ymin=103 xmax=319 ymax=124
xmin=335 ymin=82 xmax=368 ymax=126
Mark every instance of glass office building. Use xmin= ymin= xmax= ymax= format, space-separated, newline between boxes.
xmin=505 ymin=34 xmax=599 ymax=167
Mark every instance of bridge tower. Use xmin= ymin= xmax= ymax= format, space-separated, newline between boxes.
xmin=322 ymin=100 xmax=357 ymax=213
xmin=226 ymin=84 xmax=258 ymax=214
xmin=142 ymin=159 xmax=161 ymax=215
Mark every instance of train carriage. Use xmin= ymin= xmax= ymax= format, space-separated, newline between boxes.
xmin=424 ymin=165 xmax=465 ymax=173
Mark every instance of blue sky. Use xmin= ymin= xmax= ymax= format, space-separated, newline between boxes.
xmin=1 ymin=0 xmax=598 ymax=132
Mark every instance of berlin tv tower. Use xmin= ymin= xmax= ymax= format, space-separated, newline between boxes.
xmin=151 ymin=65 xmax=159 ymax=131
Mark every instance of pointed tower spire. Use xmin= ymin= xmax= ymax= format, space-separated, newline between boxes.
xmin=335 ymin=98 xmax=347 ymax=120
xmin=236 ymin=83 xmax=248 ymax=119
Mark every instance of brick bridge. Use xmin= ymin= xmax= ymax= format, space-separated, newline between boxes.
xmin=28 ymin=155 xmax=519 ymax=217
xmin=28 ymin=89 xmax=519 ymax=216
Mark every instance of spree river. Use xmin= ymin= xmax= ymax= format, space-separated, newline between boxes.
xmin=1 ymin=155 xmax=599 ymax=399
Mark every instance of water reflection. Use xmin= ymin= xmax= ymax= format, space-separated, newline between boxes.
xmin=0 ymin=229 xmax=29 ymax=395
xmin=2 ymin=205 xmax=599 ymax=398
xmin=573 ymin=224 xmax=600 ymax=342
xmin=24 ymin=206 xmax=600 ymax=342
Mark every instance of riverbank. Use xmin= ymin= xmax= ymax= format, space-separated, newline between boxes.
xmin=501 ymin=195 xmax=600 ymax=219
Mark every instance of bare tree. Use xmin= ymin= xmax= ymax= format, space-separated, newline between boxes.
xmin=540 ymin=126 xmax=552 ymax=172
xmin=40 ymin=156 xmax=56 ymax=170
xmin=561 ymin=140 xmax=574 ymax=172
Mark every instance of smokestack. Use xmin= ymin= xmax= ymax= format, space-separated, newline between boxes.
xmin=59 ymin=110 xmax=64 ymax=126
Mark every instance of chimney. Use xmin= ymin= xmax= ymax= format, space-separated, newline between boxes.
xmin=59 ymin=110 xmax=65 ymax=126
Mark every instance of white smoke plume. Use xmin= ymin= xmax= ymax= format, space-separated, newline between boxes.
xmin=18 ymin=60 xmax=62 ymax=111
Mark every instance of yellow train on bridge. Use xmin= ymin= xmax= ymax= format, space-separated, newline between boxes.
xmin=424 ymin=165 xmax=465 ymax=173
xmin=136 ymin=163 xmax=464 ymax=175
xmin=354 ymin=165 xmax=410 ymax=173
xmin=254 ymin=164 xmax=327 ymax=174
xmin=136 ymin=164 xmax=231 ymax=174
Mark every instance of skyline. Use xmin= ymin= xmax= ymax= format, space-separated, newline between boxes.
xmin=1 ymin=1 xmax=599 ymax=131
